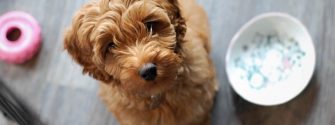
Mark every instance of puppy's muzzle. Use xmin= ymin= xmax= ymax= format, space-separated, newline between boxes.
xmin=139 ymin=63 xmax=157 ymax=81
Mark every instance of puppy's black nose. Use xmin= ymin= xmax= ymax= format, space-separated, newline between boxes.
xmin=139 ymin=63 xmax=157 ymax=81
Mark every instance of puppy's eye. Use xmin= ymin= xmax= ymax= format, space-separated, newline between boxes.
xmin=145 ymin=21 xmax=157 ymax=34
xmin=106 ymin=42 xmax=116 ymax=53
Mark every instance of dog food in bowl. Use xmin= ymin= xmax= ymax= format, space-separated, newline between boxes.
xmin=226 ymin=13 xmax=316 ymax=106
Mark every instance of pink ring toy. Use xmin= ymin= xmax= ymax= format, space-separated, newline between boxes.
xmin=0 ymin=11 xmax=41 ymax=64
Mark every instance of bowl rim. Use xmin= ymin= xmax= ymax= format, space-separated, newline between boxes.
xmin=225 ymin=12 xmax=316 ymax=106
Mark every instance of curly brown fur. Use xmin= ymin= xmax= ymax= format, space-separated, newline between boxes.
xmin=64 ymin=0 xmax=218 ymax=125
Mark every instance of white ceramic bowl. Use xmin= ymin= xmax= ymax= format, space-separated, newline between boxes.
xmin=226 ymin=12 xmax=316 ymax=106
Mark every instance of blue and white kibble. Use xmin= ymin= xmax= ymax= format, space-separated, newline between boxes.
xmin=234 ymin=32 xmax=306 ymax=90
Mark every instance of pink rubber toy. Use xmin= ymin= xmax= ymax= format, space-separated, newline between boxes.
xmin=0 ymin=11 xmax=41 ymax=64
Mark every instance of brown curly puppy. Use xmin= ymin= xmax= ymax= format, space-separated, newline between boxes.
xmin=64 ymin=0 xmax=218 ymax=124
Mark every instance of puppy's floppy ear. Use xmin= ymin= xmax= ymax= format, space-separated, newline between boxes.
xmin=64 ymin=3 xmax=113 ymax=83
xmin=166 ymin=0 xmax=187 ymax=53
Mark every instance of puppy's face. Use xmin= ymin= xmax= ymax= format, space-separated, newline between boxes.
xmin=64 ymin=0 xmax=186 ymax=96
